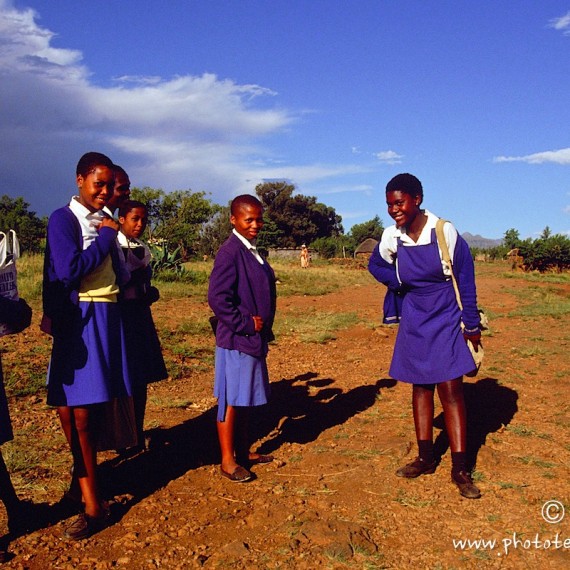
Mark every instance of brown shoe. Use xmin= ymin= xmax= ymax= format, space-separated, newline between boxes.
xmin=396 ymin=457 xmax=437 ymax=478
xmin=64 ymin=508 xmax=110 ymax=540
xmin=220 ymin=465 xmax=252 ymax=483
xmin=452 ymin=470 xmax=481 ymax=499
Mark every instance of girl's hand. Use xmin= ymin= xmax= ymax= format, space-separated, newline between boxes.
xmin=252 ymin=315 xmax=263 ymax=332
xmin=464 ymin=331 xmax=481 ymax=351
xmin=99 ymin=216 xmax=119 ymax=232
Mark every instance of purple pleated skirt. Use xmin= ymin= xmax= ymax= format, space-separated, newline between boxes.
xmin=47 ymin=301 xmax=133 ymax=407
xmin=214 ymin=347 xmax=270 ymax=421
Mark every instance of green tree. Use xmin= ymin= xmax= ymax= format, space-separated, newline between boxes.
xmin=129 ymin=187 xmax=219 ymax=258
xmin=519 ymin=233 xmax=570 ymax=272
xmin=0 ymin=195 xmax=47 ymax=253
xmin=349 ymin=215 xmax=384 ymax=245
xmin=255 ymin=216 xmax=283 ymax=250
xmin=311 ymin=235 xmax=356 ymax=259
xmin=503 ymin=228 xmax=520 ymax=250
xmin=197 ymin=205 xmax=232 ymax=257
xmin=540 ymin=226 xmax=552 ymax=239
xmin=255 ymin=181 xmax=343 ymax=248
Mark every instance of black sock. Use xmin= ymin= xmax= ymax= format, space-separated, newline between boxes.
xmin=451 ymin=451 xmax=467 ymax=475
xmin=417 ymin=440 xmax=434 ymax=463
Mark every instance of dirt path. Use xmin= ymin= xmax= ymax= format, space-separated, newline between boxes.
xmin=2 ymin=265 xmax=569 ymax=569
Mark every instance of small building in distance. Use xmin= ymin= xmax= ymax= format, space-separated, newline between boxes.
xmin=354 ymin=238 xmax=379 ymax=259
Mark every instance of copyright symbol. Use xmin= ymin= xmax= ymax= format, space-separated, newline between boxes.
xmin=542 ymin=500 xmax=565 ymax=524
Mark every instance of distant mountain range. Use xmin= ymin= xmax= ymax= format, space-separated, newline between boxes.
xmin=462 ymin=232 xmax=503 ymax=249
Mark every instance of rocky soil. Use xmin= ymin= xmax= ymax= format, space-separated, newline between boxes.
xmin=0 ymin=262 xmax=569 ymax=569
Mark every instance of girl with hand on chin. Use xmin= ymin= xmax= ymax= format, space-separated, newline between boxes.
xmin=43 ymin=152 xmax=133 ymax=538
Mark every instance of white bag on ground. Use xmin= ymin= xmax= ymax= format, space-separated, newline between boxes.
xmin=0 ymin=230 xmax=21 ymax=337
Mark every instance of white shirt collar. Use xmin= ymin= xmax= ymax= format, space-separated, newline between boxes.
xmin=102 ymin=206 xmax=115 ymax=218
xmin=232 ymin=229 xmax=264 ymax=264
xmin=233 ymin=228 xmax=255 ymax=248
xmin=117 ymin=231 xmax=143 ymax=248
xmin=69 ymin=196 xmax=105 ymax=221
xmin=395 ymin=209 xmax=437 ymax=245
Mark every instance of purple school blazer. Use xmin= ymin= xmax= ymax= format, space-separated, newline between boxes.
xmin=208 ymin=234 xmax=276 ymax=358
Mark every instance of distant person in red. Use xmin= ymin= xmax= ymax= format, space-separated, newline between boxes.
xmin=208 ymin=195 xmax=277 ymax=482
xmin=368 ymin=173 xmax=482 ymax=499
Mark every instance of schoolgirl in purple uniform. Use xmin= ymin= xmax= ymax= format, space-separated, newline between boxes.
xmin=43 ymin=152 xmax=133 ymax=538
xmin=369 ymin=173 xmax=482 ymax=499
xmin=117 ymin=200 xmax=167 ymax=451
xmin=208 ymin=195 xmax=276 ymax=482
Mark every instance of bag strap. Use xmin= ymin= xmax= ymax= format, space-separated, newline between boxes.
xmin=0 ymin=232 xmax=5 ymax=265
xmin=435 ymin=218 xmax=463 ymax=314
xmin=8 ymin=230 xmax=20 ymax=260
xmin=0 ymin=230 xmax=19 ymax=264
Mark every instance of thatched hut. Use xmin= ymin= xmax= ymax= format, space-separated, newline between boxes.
xmin=354 ymin=238 xmax=379 ymax=258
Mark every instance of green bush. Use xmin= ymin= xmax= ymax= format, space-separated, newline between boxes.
xmin=149 ymin=242 xmax=190 ymax=279
xmin=518 ymin=234 xmax=570 ymax=272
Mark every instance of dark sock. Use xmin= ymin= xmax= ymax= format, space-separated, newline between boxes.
xmin=451 ymin=451 xmax=467 ymax=475
xmin=417 ymin=440 xmax=434 ymax=463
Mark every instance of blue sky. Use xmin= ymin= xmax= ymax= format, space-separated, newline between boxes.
xmin=1 ymin=0 xmax=569 ymax=239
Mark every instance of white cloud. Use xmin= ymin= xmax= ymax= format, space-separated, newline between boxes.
xmin=493 ymin=148 xmax=570 ymax=165
xmin=373 ymin=150 xmax=403 ymax=164
xmin=317 ymin=184 xmax=374 ymax=196
xmin=549 ymin=11 xmax=570 ymax=35
xmin=1 ymin=1 xmax=366 ymax=214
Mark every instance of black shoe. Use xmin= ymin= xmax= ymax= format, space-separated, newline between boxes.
xmin=452 ymin=470 xmax=481 ymax=499
xmin=396 ymin=457 xmax=437 ymax=478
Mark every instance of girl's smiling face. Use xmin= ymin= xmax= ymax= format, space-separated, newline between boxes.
xmin=386 ymin=190 xmax=422 ymax=228
xmin=76 ymin=166 xmax=114 ymax=212
xmin=230 ymin=203 xmax=264 ymax=241
xmin=119 ymin=207 xmax=148 ymax=240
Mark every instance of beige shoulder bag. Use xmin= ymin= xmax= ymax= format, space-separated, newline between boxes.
xmin=435 ymin=219 xmax=487 ymax=377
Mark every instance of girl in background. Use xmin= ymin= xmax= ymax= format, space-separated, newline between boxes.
xmin=43 ymin=152 xmax=133 ymax=538
xmin=117 ymin=200 xmax=167 ymax=452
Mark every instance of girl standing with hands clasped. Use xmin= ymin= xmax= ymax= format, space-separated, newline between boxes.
xmin=208 ymin=195 xmax=276 ymax=482
xmin=369 ymin=173 xmax=482 ymax=499
xmin=117 ymin=200 xmax=167 ymax=452
xmin=43 ymin=152 xmax=133 ymax=538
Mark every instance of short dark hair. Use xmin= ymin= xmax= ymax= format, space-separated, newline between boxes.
xmin=230 ymin=194 xmax=263 ymax=216
xmin=76 ymin=152 xmax=114 ymax=177
xmin=386 ymin=173 xmax=423 ymax=202
xmin=113 ymin=164 xmax=128 ymax=177
xmin=118 ymin=200 xmax=147 ymax=218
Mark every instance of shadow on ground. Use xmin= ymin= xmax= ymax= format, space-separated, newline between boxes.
xmin=93 ymin=371 xmax=396 ymax=521
xmin=433 ymin=376 xmax=518 ymax=468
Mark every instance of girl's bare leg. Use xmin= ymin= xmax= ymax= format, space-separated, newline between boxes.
xmin=437 ymin=378 xmax=466 ymax=453
xmin=217 ymin=405 xmax=239 ymax=473
xmin=58 ymin=406 xmax=104 ymax=517
xmin=412 ymin=384 xmax=436 ymax=442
